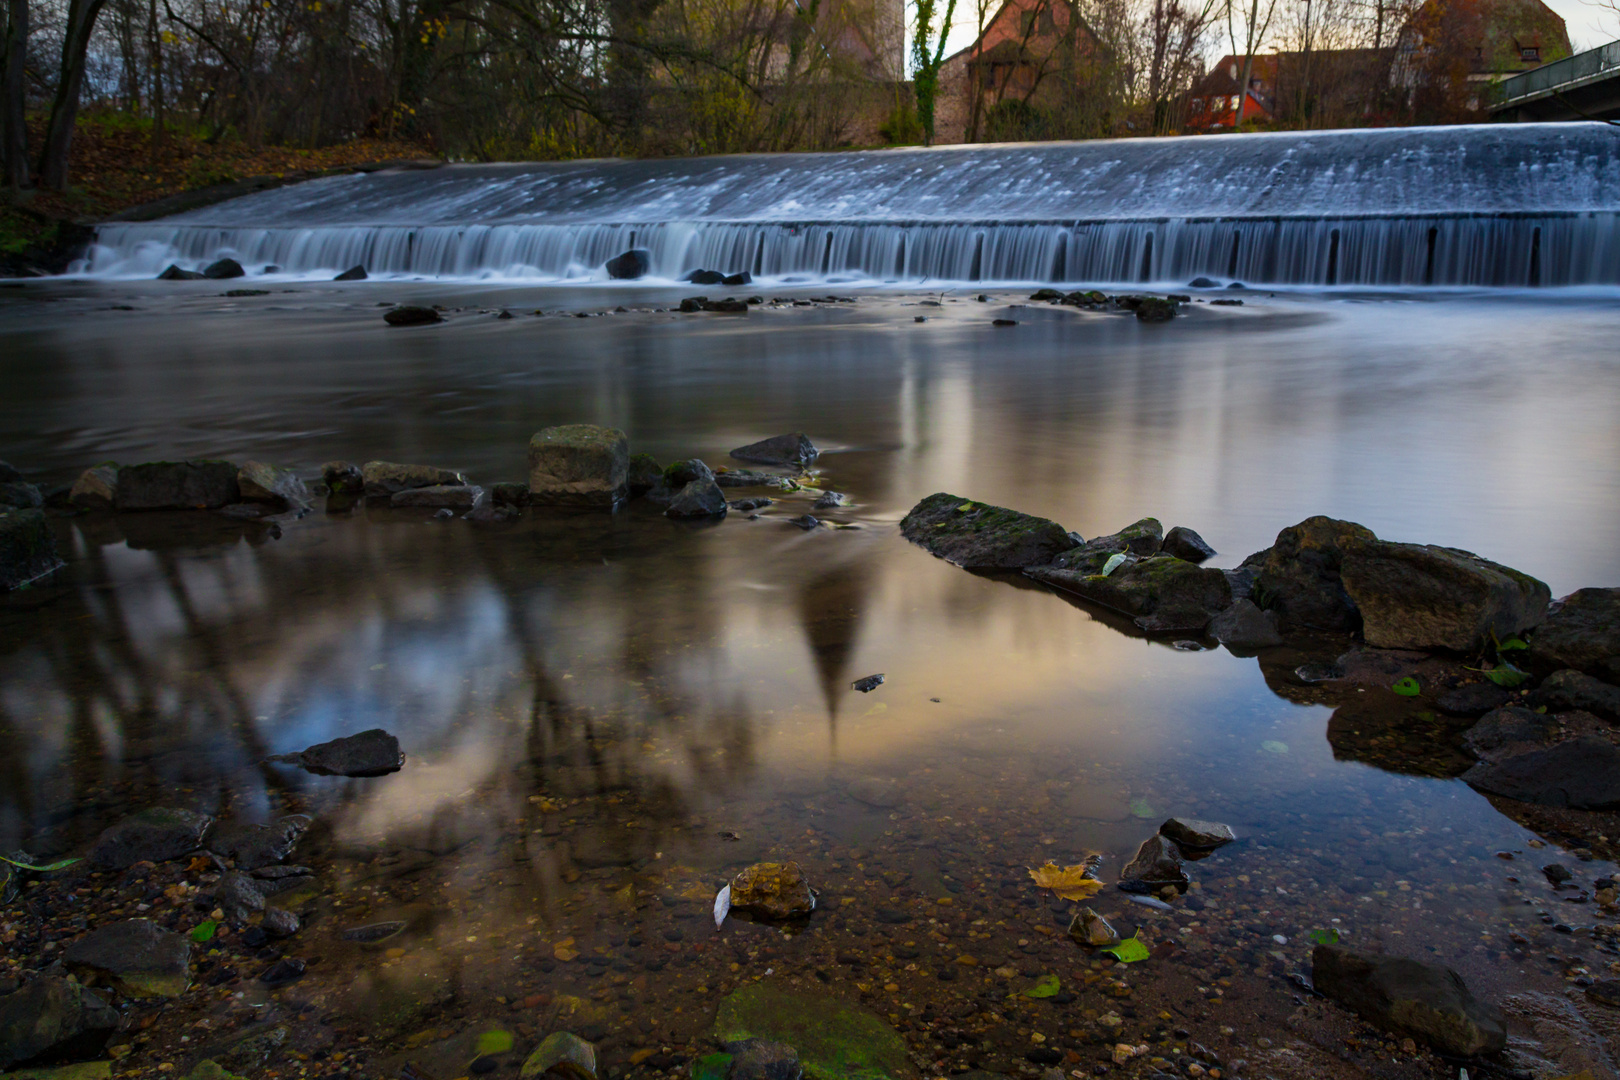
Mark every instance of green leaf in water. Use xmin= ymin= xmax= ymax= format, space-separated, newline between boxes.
xmin=0 ymin=853 xmax=82 ymax=872
xmin=1101 ymin=936 xmax=1150 ymax=963
xmin=190 ymin=920 xmax=218 ymax=944
xmin=1023 ymin=974 xmax=1061 ymax=999
xmin=1128 ymin=798 xmax=1155 ymax=819
xmin=1101 ymin=551 xmax=1129 ymax=577
xmin=1497 ymin=637 xmax=1528 ymax=652
xmin=1308 ymin=928 xmax=1340 ymax=945
xmin=475 ymin=1029 xmax=514 ymax=1056
xmin=1391 ymin=676 xmax=1421 ymax=697
xmin=1261 ymin=740 xmax=1289 ymax=754
xmin=1480 ymin=662 xmax=1529 ymax=688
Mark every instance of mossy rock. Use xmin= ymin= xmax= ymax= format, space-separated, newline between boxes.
xmin=5 ymin=1063 xmax=115 ymax=1080
xmin=899 ymin=493 xmax=1072 ymax=570
xmin=712 ymin=985 xmax=913 ymax=1080
xmin=1029 ymin=554 xmax=1232 ymax=634
xmin=1251 ymin=515 xmax=1378 ymax=633
xmin=1050 ymin=517 xmax=1163 ymax=573
xmin=0 ymin=508 xmax=65 ymax=591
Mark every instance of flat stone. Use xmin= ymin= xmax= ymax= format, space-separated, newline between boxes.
xmin=1312 ymin=945 xmax=1506 ymax=1056
xmin=0 ymin=509 xmax=65 ymax=591
xmin=390 ymin=484 xmax=486 ymax=509
xmin=713 ymin=984 xmax=913 ymax=1080
xmin=1159 ymin=817 xmax=1235 ymax=849
xmin=715 ymin=470 xmax=790 ymax=489
xmin=114 ymin=460 xmax=240 ymax=510
xmin=1435 ymin=681 xmax=1511 ymax=717
xmin=730 ymin=434 xmax=819 ymax=467
xmin=521 ymin=1032 xmax=597 ymax=1080
xmin=666 ymin=480 xmax=728 ymax=519
xmin=1531 ymin=669 xmax=1620 ymax=722
xmin=62 ymin=919 xmax=192 ymax=998
xmin=900 ymin=493 xmax=1073 ymax=570
xmin=237 ymin=462 xmax=311 ymax=512
xmin=1250 ymin=516 xmax=1378 ymax=633
xmin=273 ymin=728 xmax=403 ymax=777
xmin=1208 ymin=599 xmax=1283 ymax=651
xmin=730 ymin=862 xmax=815 ymax=920
xmin=1528 ymin=587 xmax=1620 ymax=679
xmin=361 ymin=461 xmax=466 ymax=499
xmin=527 ymin=425 xmax=629 ymax=509
xmin=1161 ymin=525 xmax=1215 ymax=563
xmin=0 ymin=976 xmax=120 ymax=1070
xmin=1120 ymin=834 xmax=1188 ymax=888
xmin=1463 ymin=735 xmax=1620 ymax=809
xmin=1029 ymin=555 xmax=1232 ymax=634
xmin=68 ymin=465 xmax=119 ymax=510
xmin=1340 ymin=541 xmax=1550 ymax=653
xmin=88 ymin=807 xmax=213 ymax=869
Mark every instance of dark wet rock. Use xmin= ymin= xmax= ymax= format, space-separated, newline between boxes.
xmin=272 ymin=728 xmax=403 ymax=777
xmin=1030 ymin=555 xmax=1232 ymax=634
xmin=0 ymin=481 xmax=42 ymax=509
xmin=0 ymin=509 xmax=65 ymax=591
xmin=1069 ymin=907 xmax=1119 ymax=947
xmin=605 ymin=249 xmax=651 ymax=280
xmin=340 ymin=921 xmax=406 ymax=944
xmin=115 ymin=460 xmax=240 ymax=510
xmin=333 ymin=265 xmax=367 ymax=281
xmin=901 ymin=492 xmax=1072 ymax=570
xmin=490 ymin=481 xmax=530 ymax=506
xmin=209 ymin=816 xmax=310 ymax=871
xmin=664 ymin=459 xmax=715 ymax=488
xmin=0 ymin=975 xmax=120 ymax=1070
xmin=713 ymin=985 xmax=909 ymax=1080
xmin=62 ymin=919 xmax=191 ymax=999
xmin=1223 ymin=563 xmax=1259 ymax=603
xmin=730 ymin=862 xmax=815 ymax=920
xmin=1162 ymin=525 xmax=1215 ymax=563
xmin=202 ymin=258 xmax=245 ymax=280
xmin=391 ymin=484 xmax=486 ymax=509
xmin=528 ymin=425 xmax=629 ymax=509
xmin=69 ymin=464 xmax=119 ymax=510
xmin=715 ymin=470 xmax=790 ymax=489
xmin=1134 ymin=297 xmax=1178 ymax=322
xmin=1120 ymin=834 xmax=1188 ymax=889
xmin=683 ymin=269 xmax=726 ymax=285
xmin=666 ymin=480 xmax=728 ymax=519
xmin=729 ymin=497 xmax=772 ymax=512
xmin=852 ymin=674 xmax=885 ymax=692
xmin=1188 ymin=276 xmax=1220 ymax=288
xmin=723 ymin=272 xmax=754 ymax=286
xmin=1208 ymin=599 xmax=1283 ymax=651
xmin=384 ymin=305 xmax=442 ymax=326
xmin=237 ymin=461 xmax=311 ymax=512
xmin=1250 ymin=516 xmax=1377 ymax=633
xmin=1461 ymin=706 xmax=1560 ymax=758
xmin=788 ymin=514 xmax=821 ymax=530
xmin=703 ymin=297 xmax=749 ymax=313
xmin=432 ymin=508 xmax=453 ymax=520
xmin=730 ymin=433 xmax=819 ymax=467
xmin=1527 ymin=588 xmax=1620 ymax=678
xmin=626 ymin=454 xmax=662 ymax=496
xmin=362 ymin=461 xmax=466 ymax=499
xmin=258 ymin=957 xmax=306 ymax=987
xmin=157 ymin=264 xmax=205 ymax=280
xmin=1530 ymin=669 xmax=1620 ymax=722
xmin=261 ymin=907 xmax=300 ymax=937
xmin=1311 ymin=945 xmax=1506 ymax=1056
xmin=0 ymin=463 xmax=21 ymax=483
xmin=521 ymin=1031 xmax=597 ymax=1080
xmin=1586 ymin=980 xmax=1620 ymax=1008
xmin=1339 ymin=541 xmax=1550 ymax=653
xmin=1436 ymin=681 xmax=1511 ymax=717
xmin=320 ymin=461 xmax=364 ymax=495
xmin=89 ymin=807 xmax=213 ymax=869
xmin=1543 ymin=862 xmax=1573 ymax=884
xmin=726 ymin=1038 xmax=801 ymax=1080
xmin=678 ymin=296 xmax=707 ymax=312
xmin=212 ymin=871 xmax=270 ymax=922
xmin=1047 ymin=517 xmax=1164 ymax=573
xmin=1160 ymin=818 xmax=1235 ymax=850
xmin=812 ymin=491 xmax=848 ymax=510
xmin=1463 ymin=735 xmax=1620 ymax=809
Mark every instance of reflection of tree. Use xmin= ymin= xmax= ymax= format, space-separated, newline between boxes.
xmin=795 ymin=557 xmax=877 ymax=742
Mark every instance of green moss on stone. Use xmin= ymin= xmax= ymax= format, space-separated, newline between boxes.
xmin=713 ymin=984 xmax=913 ymax=1080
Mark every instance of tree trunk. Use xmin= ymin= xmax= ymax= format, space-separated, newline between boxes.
xmin=2 ymin=0 xmax=27 ymax=189
xmin=37 ymin=0 xmax=111 ymax=190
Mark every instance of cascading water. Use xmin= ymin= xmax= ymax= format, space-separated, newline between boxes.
xmin=85 ymin=123 xmax=1620 ymax=287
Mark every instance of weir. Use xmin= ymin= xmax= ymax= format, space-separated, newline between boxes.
xmin=85 ymin=123 xmax=1620 ymax=287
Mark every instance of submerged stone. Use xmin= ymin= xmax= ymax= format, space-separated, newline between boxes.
xmin=726 ymin=1039 xmax=801 ymax=1080
xmin=900 ymin=493 xmax=1072 ymax=570
xmin=0 ymin=976 xmax=120 ymax=1070
xmin=1463 ymin=735 xmax=1620 ymax=808
xmin=1339 ymin=540 xmax=1549 ymax=653
xmin=208 ymin=815 xmax=311 ymax=870
xmin=1312 ymin=945 xmax=1506 ymax=1056
xmin=521 ymin=1031 xmax=597 ymax=1080
xmin=88 ymin=807 xmax=213 ymax=869
xmin=62 ymin=919 xmax=192 ymax=999
xmin=115 ymin=460 xmax=240 ymax=510
xmin=626 ymin=453 xmax=662 ymax=495
xmin=527 ymin=425 xmax=629 ymax=509
xmin=1435 ymin=681 xmax=1511 ymax=717
xmin=712 ymin=984 xmax=913 ymax=1080
xmin=0 ymin=509 xmax=65 ymax=591
xmin=730 ymin=433 xmax=819 ymax=467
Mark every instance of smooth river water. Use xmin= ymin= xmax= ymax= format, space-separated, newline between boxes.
xmin=3 ymin=280 xmax=1620 ymax=1078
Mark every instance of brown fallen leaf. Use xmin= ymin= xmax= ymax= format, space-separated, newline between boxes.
xmin=1028 ymin=862 xmax=1105 ymax=901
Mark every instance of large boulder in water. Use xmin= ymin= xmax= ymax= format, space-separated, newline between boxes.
xmin=114 ymin=460 xmax=240 ymax=510
xmin=730 ymin=433 xmax=818 ymax=467
xmin=63 ymin=918 xmax=192 ymax=998
xmin=1028 ymin=554 xmax=1232 ymax=634
xmin=1526 ymin=587 xmax=1620 ymax=680
xmin=201 ymin=257 xmax=245 ymax=280
xmin=88 ymin=807 xmax=213 ymax=869
xmin=1249 ymin=516 xmax=1377 ymax=633
xmin=900 ymin=493 xmax=1073 ymax=570
xmin=1338 ymin=541 xmax=1549 ymax=653
xmin=0 ymin=509 xmax=65 ymax=591
xmin=362 ymin=461 xmax=467 ymax=499
xmin=527 ymin=425 xmax=629 ymax=509
xmin=0 ymin=975 xmax=121 ymax=1070
xmin=605 ymin=249 xmax=651 ymax=279
xmin=1311 ymin=945 xmax=1506 ymax=1056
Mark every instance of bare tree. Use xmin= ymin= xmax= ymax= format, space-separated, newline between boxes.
xmin=38 ymin=0 xmax=112 ymax=188
xmin=1226 ymin=0 xmax=1278 ymax=124
xmin=2 ymin=0 xmax=27 ymax=188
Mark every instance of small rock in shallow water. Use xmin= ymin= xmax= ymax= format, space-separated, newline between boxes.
xmin=202 ymin=258 xmax=245 ymax=279
xmin=0 ymin=975 xmax=119 ymax=1070
xmin=520 ymin=1031 xmax=597 ymax=1080
xmin=729 ymin=497 xmax=772 ymax=512
xmin=63 ymin=918 xmax=192 ymax=998
xmin=340 ymin=921 xmax=407 ymax=944
xmin=729 ymin=862 xmax=815 ymax=920
xmin=261 ymin=907 xmax=300 ymax=937
xmin=1069 ymin=907 xmax=1120 ymax=947
xmin=666 ymin=479 xmax=728 ymax=519
xmin=1161 ymin=525 xmax=1215 ymax=562
xmin=730 ymin=433 xmax=818 ymax=467
xmin=89 ymin=807 xmax=213 ymax=869
xmin=1543 ymin=863 xmax=1573 ymax=884
xmin=812 ymin=491 xmax=848 ymax=509
xmin=1159 ymin=817 xmax=1236 ymax=850
xmin=1295 ymin=661 xmax=1345 ymax=684
xmin=258 ymin=957 xmax=306 ymax=987
xmin=272 ymin=728 xmax=403 ymax=777
xmin=1121 ymin=834 xmax=1188 ymax=889
xmin=852 ymin=674 xmax=885 ymax=692
xmin=321 ymin=461 xmax=364 ymax=494
xmin=385 ymin=305 xmax=442 ymax=326
xmin=333 ymin=265 xmax=367 ymax=281
xmin=788 ymin=515 xmax=820 ymax=530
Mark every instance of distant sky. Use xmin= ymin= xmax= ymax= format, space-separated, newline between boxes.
xmin=924 ymin=0 xmax=1619 ymax=72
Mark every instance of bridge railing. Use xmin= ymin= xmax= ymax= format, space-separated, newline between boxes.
xmin=1494 ymin=40 xmax=1620 ymax=106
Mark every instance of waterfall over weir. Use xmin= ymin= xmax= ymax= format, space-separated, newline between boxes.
xmin=87 ymin=123 xmax=1620 ymax=287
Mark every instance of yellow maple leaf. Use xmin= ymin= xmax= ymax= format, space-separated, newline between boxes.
xmin=1028 ymin=862 xmax=1104 ymax=901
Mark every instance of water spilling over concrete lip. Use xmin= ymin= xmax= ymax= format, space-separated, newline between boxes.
xmin=85 ymin=123 xmax=1620 ymax=286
